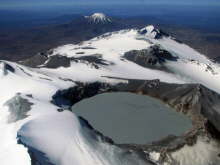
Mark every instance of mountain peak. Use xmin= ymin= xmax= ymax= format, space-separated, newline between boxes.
xmin=139 ymin=25 xmax=159 ymax=38
xmin=85 ymin=13 xmax=112 ymax=24
xmin=139 ymin=25 xmax=169 ymax=39
xmin=144 ymin=25 xmax=156 ymax=33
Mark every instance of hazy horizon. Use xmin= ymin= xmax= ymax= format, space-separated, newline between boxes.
xmin=1 ymin=0 xmax=220 ymax=10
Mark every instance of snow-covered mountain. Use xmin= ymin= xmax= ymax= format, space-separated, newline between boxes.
xmin=1 ymin=24 xmax=220 ymax=165
xmin=22 ymin=25 xmax=220 ymax=93
xmin=85 ymin=13 xmax=112 ymax=24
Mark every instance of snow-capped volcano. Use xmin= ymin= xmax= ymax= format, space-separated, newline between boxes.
xmin=1 ymin=24 xmax=220 ymax=165
xmin=85 ymin=13 xmax=112 ymax=24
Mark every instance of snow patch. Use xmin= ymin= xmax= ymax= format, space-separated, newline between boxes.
xmin=139 ymin=25 xmax=159 ymax=39
xmin=166 ymin=137 xmax=220 ymax=165
xmin=165 ymin=59 xmax=220 ymax=93
xmin=149 ymin=151 xmax=160 ymax=162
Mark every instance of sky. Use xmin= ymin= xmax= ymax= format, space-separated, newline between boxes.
xmin=1 ymin=0 xmax=220 ymax=8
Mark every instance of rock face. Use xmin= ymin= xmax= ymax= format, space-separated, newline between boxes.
xmin=124 ymin=45 xmax=177 ymax=70
xmin=20 ymin=53 xmax=111 ymax=69
xmin=0 ymin=62 xmax=15 ymax=76
xmin=19 ymin=53 xmax=48 ymax=68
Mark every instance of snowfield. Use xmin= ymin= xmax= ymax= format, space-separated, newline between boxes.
xmin=47 ymin=29 xmax=186 ymax=84
xmin=0 ymin=24 xmax=220 ymax=165
xmin=49 ymin=26 xmax=220 ymax=92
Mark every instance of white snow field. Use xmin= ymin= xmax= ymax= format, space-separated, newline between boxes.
xmin=0 ymin=24 xmax=220 ymax=165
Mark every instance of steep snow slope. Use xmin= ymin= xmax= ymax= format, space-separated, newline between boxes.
xmin=139 ymin=27 xmax=220 ymax=93
xmin=0 ymin=61 xmax=148 ymax=165
xmin=0 ymin=61 xmax=73 ymax=165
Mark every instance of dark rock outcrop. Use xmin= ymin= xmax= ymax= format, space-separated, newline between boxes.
xmin=124 ymin=45 xmax=177 ymax=71
xmin=21 ymin=54 xmax=111 ymax=69
xmin=0 ymin=61 xmax=15 ymax=75
xmin=19 ymin=53 xmax=48 ymax=68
